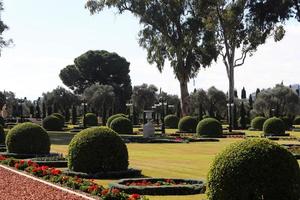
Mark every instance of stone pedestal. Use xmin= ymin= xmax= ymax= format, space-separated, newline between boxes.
xmin=143 ymin=121 xmax=155 ymax=138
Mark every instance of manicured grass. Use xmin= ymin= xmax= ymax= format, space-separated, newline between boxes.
xmin=49 ymin=130 xmax=300 ymax=200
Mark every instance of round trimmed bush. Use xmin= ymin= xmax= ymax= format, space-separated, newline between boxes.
xmin=164 ymin=115 xmax=179 ymax=129
xmin=251 ymin=116 xmax=267 ymax=130
xmin=0 ymin=125 xmax=5 ymax=144
xmin=281 ymin=116 xmax=293 ymax=130
xmin=68 ymin=126 xmax=128 ymax=173
xmin=110 ymin=117 xmax=133 ymax=134
xmin=178 ymin=116 xmax=197 ymax=133
xmin=6 ymin=122 xmax=50 ymax=154
xmin=196 ymin=118 xmax=222 ymax=137
xmin=263 ymin=117 xmax=285 ymax=136
xmin=207 ymin=139 xmax=300 ymax=200
xmin=293 ymin=116 xmax=300 ymax=125
xmin=42 ymin=115 xmax=63 ymax=131
xmin=52 ymin=113 xmax=65 ymax=127
xmin=83 ymin=113 xmax=98 ymax=127
xmin=106 ymin=113 xmax=127 ymax=127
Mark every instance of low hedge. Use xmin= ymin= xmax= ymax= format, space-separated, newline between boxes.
xmin=263 ymin=117 xmax=285 ymax=136
xmin=293 ymin=116 xmax=300 ymax=125
xmin=0 ymin=125 xmax=5 ymax=144
xmin=52 ymin=113 xmax=65 ymax=127
xmin=43 ymin=115 xmax=63 ymax=131
xmin=83 ymin=113 xmax=98 ymax=127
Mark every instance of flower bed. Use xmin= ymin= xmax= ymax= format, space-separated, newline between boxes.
xmin=109 ymin=178 xmax=206 ymax=195
xmin=0 ymin=155 xmax=147 ymax=200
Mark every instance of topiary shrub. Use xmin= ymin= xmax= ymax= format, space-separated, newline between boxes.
xmin=83 ymin=113 xmax=98 ymax=127
xmin=293 ymin=116 xmax=300 ymax=125
xmin=281 ymin=116 xmax=293 ymax=130
xmin=207 ymin=139 xmax=300 ymax=200
xmin=164 ymin=115 xmax=179 ymax=129
xmin=110 ymin=117 xmax=133 ymax=134
xmin=42 ymin=115 xmax=63 ymax=131
xmin=250 ymin=116 xmax=267 ymax=131
xmin=178 ymin=116 xmax=197 ymax=133
xmin=68 ymin=126 xmax=128 ymax=173
xmin=263 ymin=117 xmax=285 ymax=136
xmin=106 ymin=113 xmax=127 ymax=127
xmin=5 ymin=122 xmax=50 ymax=154
xmin=196 ymin=118 xmax=222 ymax=137
xmin=52 ymin=113 xmax=65 ymax=127
xmin=0 ymin=125 xmax=5 ymax=144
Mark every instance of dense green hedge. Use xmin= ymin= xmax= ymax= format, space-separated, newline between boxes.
xmin=43 ymin=115 xmax=63 ymax=131
xmin=0 ymin=125 xmax=5 ymax=144
xmin=207 ymin=139 xmax=300 ymax=200
xmin=164 ymin=115 xmax=179 ymax=129
xmin=68 ymin=127 xmax=128 ymax=173
xmin=281 ymin=116 xmax=293 ymax=130
xmin=250 ymin=116 xmax=267 ymax=131
xmin=293 ymin=116 xmax=300 ymax=125
xmin=52 ymin=113 xmax=65 ymax=127
xmin=84 ymin=113 xmax=98 ymax=127
xmin=263 ymin=117 xmax=285 ymax=136
xmin=6 ymin=122 xmax=50 ymax=154
xmin=0 ymin=116 xmax=4 ymax=127
xmin=178 ymin=116 xmax=197 ymax=133
xmin=196 ymin=118 xmax=222 ymax=137
xmin=107 ymin=114 xmax=127 ymax=127
xmin=110 ymin=117 xmax=133 ymax=134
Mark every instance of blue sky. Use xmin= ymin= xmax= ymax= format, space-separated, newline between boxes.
xmin=0 ymin=0 xmax=300 ymax=100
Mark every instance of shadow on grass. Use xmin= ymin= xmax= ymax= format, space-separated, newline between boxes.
xmin=48 ymin=131 xmax=75 ymax=145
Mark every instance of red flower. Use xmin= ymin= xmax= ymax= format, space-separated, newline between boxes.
xmin=0 ymin=155 xmax=6 ymax=161
xmin=111 ymin=188 xmax=120 ymax=194
xmin=15 ymin=163 xmax=19 ymax=169
xmin=130 ymin=194 xmax=140 ymax=199
xmin=50 ymin=168 xmax=61 ymax=175
xmin=101 ymin=189 xmax=109 ymax=195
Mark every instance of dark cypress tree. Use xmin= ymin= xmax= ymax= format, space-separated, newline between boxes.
xmin=234 ymin=89 xmax=238 ymax=98
xmin=71 ymin=105 xmax=77 ymax=125
xmin=233 ymin=104 xmax=238 ymax=129
xmin=209 ymin=100 xmax=214 ymax=117
xmin=53 ymin=103 xmax=58 ymax=113
xmin=102 ymin=103 xmax=107 ymax=125
xmin=240 ymin=102 xmax=246 ymax=129
xmin=29 ymin=105 xmax=35 ymax=117
xmin=249 ymin=94 xmax=253 ymax=109
xmin=65 ymin=108 xmax=70 ymax=122
xmin=241 ymin=87 xmax=246 ymax=99
xmin=42 ymin=102 xmax=46 ymax=118
xmin=198 ymin=103 xmax=203 ymax=121
xmin=47 ymin=106 xmax=53 ymax=116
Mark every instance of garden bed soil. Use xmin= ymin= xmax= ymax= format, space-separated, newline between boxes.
xmin=109 ymin=178 xmax=206 ymax=195
xmin=64 ymin=168 xmax=142 ymax=179
xmin=0 ymin=164 xmax=94 ymax=200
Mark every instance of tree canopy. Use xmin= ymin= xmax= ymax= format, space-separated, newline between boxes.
xmin=59 ymin=50 xmax=132 ymax=112
xmin=85 ymin=0 xmax=218 ymax=116
xmin=0 ymin=1 xmax=12 ymax=54
xmin=132 ymin=84 xmax=158 ymax=113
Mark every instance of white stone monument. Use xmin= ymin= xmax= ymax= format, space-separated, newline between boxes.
xmin=143 ymin=110 xmax=155 ymax=138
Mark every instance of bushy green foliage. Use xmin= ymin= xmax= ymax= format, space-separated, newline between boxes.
xmin=68 ymin=126 xmax=128 ymax=173
xmin=207 ymin=139 xmax=300 ymax=200
xmin=196 ymin=118 xmax=222 ymax=137
xmin=106 ymin=113 xmax=127 ymax=127
xmin=293 ymin=116 xmax=300 ymax=125
xmin=238 ymin=116 xmax=250 ymax=128
xmin=263 ymin=117 xmax=285 ymax=136
xmin=42 ymin=115 xmax=63 ymax=131
xmin=164 ymin=115 xmax=179 ymax=129
xmin=84 ymin=113 xmax=98 ymax=127
xmin=6 ymin=122 xmax=50 ymax=154
xmin=110 ymin=117 xmax=133 ymax=134
xmin=0 ymin=125 xmax=5 ymax=144
xmin=52 ymin=113 xmax=65 ymax=127
xmin=281 ymin=116 xmax=293 ymax=130
xmin=250 ymin=116 xmax=267 ymax=130
xmin=178 ymin=116 xmax=197 ymax=133
xmin=0 ymin=116 xmax=4 ymax=127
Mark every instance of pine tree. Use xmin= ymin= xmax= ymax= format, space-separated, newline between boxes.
xmin=256 ymin=88 xmax=261 ymax=98
xmin=249 ymin=95 xmax=253 ymax=109
xmin=241 ymin=87 xmax=246 ymax=99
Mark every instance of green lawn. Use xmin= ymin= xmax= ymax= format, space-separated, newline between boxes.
xmin=49 ymin=130 xmax=300 ymax=200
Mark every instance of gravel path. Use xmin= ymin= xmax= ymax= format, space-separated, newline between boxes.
xmin=0 ymin=165 xmax=95 ymax=200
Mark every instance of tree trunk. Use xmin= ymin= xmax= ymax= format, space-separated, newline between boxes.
xmin=179 ymin=80 xmax=190 ymax=116
xmin=228 ymin=64 xmax=235 ymax=132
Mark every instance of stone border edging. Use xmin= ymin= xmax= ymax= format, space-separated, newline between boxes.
xmin=0 ymin=164 xmax=97 ymax=200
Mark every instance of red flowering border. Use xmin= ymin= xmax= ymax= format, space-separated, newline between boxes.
xmin=0 ymin=155 xmax=147 ymax=200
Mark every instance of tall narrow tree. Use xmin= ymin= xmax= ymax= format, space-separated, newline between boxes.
xmin=86 ymin=0 xmax=218 ymax=116
xmin=241 ymin=87 xmax=246 ymax=99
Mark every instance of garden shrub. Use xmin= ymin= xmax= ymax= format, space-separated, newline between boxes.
xmin=42 ymin=115 xmax=63 ymax=131
xmin=6 ymin=122 xmax=50 ymax=154
xmin=110 ymin=117 xmax=133 ymax=134
xmin=293 ymin=116 xmax=300 ymax=125
xmin=207 ymin=139 xmax=300 ymax=200
xmin=178 ymin=116 xmax=197 ymax=133
xmin=0 ymin=116 xmax=4 ymax=127
xmin=52 ymin=113 xmax=65 ymax=127
xmin=196 ymin=118 xmax=222 ymax=137
xmin=250 ymin=116 xmax=267 ymax=130
xmin=0 ymin=125 xmax=5 ymax=144
xmin=263 ymin=117 xmax=285 ymax=136
xmin=68 ymin=126 xmax=128 ymax=173
xmin=164 ymin=115 xmax=179 ymax=129
xmin=281 ymin=116 xmax=293 ymax=130
xmin=106 ymin=113 xmax=127 ymax=127
xmin=83 ymin=113 xmax=98 ymax=127
xmin=238 ymin=117 xmax=250 ymax=129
